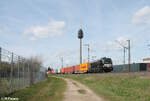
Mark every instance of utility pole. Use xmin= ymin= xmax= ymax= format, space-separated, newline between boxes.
xmin=115 ymin=40 xmax=128 ymax=66
xmin=127 ymin=40 xmax=131 ymax=72
xmin=115 ymin=39 xmax=131 ymax=72
xmin=88 ymin=45 xmax=90 ymax=63
xmin=92 ymin=56 xmax=96 ymax=61
xmin=61 ymin=57 xmax=63 ymax=68
xmin=123 ymin=47 xmax=125 ymax=65
xmin=84 ymin=44 xmax=90 ymax=63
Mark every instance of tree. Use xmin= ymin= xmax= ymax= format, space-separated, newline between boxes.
xmin=48 ymin=67 xmax=52 ymax=71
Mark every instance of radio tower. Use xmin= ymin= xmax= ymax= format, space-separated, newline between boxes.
xmin=78 ymin=18 xmax=84 ymax=64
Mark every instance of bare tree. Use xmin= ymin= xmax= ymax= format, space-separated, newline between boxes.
xmin=27 ymin=55 xmax=43 ymax=85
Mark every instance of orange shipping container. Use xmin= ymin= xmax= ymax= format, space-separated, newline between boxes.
xmin=60 ymin=68 xmax=64 ymax=73
xmin=80 ymin=63 xmax=88 ymax=72
xmin=75 ymin=65 xmax=80 ymax=72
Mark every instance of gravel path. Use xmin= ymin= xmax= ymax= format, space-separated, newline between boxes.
xmin=63 ymin=78 xmax=104 ymax=101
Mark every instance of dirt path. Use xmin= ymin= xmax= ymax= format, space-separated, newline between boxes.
xmin=63 ymin=78 xmax=104 ymax=101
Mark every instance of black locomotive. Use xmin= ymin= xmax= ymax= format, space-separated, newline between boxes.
xmin=88 ymin=57 xmax=113 ymax=73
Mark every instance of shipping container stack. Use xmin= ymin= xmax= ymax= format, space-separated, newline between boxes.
xmin=113 ymin=63 xmax=147 ymax=73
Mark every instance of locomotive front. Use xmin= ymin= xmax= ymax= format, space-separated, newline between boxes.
xmin=102 ymin=57 xmax=113 ymax=72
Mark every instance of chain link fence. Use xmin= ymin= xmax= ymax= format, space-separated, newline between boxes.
xmin=0 ymin=47 xmax=46 ymax=97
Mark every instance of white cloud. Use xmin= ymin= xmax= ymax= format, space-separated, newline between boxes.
xmin=54 ymin=49 xmax=78 ymax=57
xmin=132 ymin=6 xmax=150 ymax=24
xmin=49 ymin=49 xmax=80 ymax=67
xmin=0 ymin=26 xmax=9 ymax=34
xmin=29 ymin=37 xmax=36 ymax=41
xmin=24 ymin=19 xmax=66 ymax=38
xmin=115 ymin=36 xmax=128 ymax=47
xmin=102 ymin=37 xmax=128 ymax=51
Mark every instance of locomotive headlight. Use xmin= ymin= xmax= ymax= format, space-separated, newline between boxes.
xmin=104 ymin=64 xmax=112 ymax=67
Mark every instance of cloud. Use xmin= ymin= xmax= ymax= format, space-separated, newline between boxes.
xmin=24 ymin=19 xmax=66 ymax=38
xmin=0 ymin=26 xmax=9 ymax=33
xmin=54 ymin=49 xmax=78 ymax=57
xmin=102 ymin=36 xmax=128 ymax=51
xmin=49 ymin=49 xmax=80 ymax=67
xmin=132 ymin=6 xmax=150 ymax=24
xmin=29 ymin=37 xmax=36 ymax=41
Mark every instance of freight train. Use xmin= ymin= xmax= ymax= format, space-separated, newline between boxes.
xmin=60 ymin=57 xmax=113 ymax=74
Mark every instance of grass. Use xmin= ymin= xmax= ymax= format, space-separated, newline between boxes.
xmin=61 ymin=74 xmax=150 ymax=101
xmin=0 ymin=78 xmax=30 ymax=97
xmin=78 ymin=89 xmax=86 ymax=94
xmin=0 ymin=78 xmax=10 ymax=97
xmin=0 ymin=76 xmax=66 ymax=101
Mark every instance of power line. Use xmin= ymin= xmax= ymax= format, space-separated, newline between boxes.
xmin=84 ymin=44 xmax=90 ymax=63
xmin=115 ymin=40 xmax=131 ymax=72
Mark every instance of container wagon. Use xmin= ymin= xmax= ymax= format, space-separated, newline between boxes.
xmin=60 ymin=57 xmax=113 ymax=74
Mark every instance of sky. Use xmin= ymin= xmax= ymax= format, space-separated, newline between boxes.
xmin=1 ymin=0 xmax=150 ymax=69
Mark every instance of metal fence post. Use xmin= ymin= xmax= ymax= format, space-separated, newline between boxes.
xmin=27 ymin=63 xmax=30 ymax=85
xmin=24 ymin=59 xmax=26 ymax=87
xmin=33 ymin=63 xmax=36 ymax=83
xmin=30 ymin=63 xmax=32 ymax=85
xmin=10 ymin=52 xmax=14 ymax=93
xmin=0 ymin=47 xmax=2 ymax=77
xmin=23 ymin=59 xmax=25 ymax=88
xmin=17 ymin=56 xmax=20 ymax=90
xmin=38 ymin=65 xmax=40 ymax=82
xmin=0 ymin=47 xmax=46 ymax=96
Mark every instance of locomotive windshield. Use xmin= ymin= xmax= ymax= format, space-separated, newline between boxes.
xmin=103 ymin=58 xmax=112 ymax=64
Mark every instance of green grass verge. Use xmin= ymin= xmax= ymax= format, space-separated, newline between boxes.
xmin=1 ymin=76 xmax=66 ymax=101
xmin=61 ymin=74 xmax=150 ymax=101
